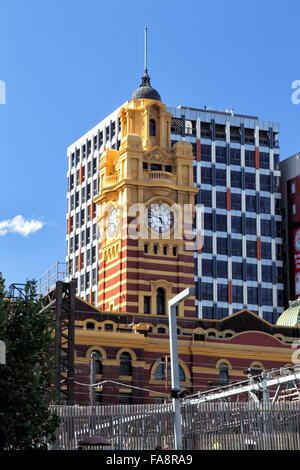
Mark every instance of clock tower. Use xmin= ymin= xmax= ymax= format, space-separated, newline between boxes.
xmin=94 ymin=70 xmax=198 ymax=318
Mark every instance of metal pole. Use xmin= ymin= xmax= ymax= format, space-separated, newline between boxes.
xmin=168 ymin=287 xmax=195 ymax=451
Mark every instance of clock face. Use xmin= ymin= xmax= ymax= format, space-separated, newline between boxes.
xmin=107 ymin=208 xmax=118 ymax=239
xmin=148 ymin=204 xmax=174 ymax=233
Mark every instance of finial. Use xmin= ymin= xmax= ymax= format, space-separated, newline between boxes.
xmin=144 ymin=26 xmax=148 ymax=74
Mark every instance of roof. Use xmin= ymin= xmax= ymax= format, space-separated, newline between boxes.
xmin=131 ymin=71 xmax=161 ymax=101
xmin=276 ymin=299 xmax=300 ymax=327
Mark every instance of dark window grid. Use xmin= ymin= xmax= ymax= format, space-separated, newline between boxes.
xmin=260 ymin=174 xmax=271 ymax=192
xmin=245 ymin=150 xmax=255 ymax=168
xmin=259 ymin=152 xmax=270 ymax=169
xmin=261 ymin=219 xmax=272 ymax=237
xmin=216 ymin=214 xmax=227 ymax=232
xmin=231 ymin=216 xmax=242 ymax=234
xmin=246 ymin=195 xmax=257 ymax=213
xmin=231 ymin=171 xmax=242 ymax=188
xmin=201 ymin=283 xmax=214 ymax=300
xmin=261 ymin=242 xmax=272 ymax=260
xmin=231 ymin=193 xmax=242 ymax=211
xmin=247 ymin=263 xmax=258 ymax=281
xmin=216 ymin=169 xmax=227 ymax=186
xmin=216 ymin=192 xmax=227 ymax=209
xmin=232 ymin=263 xmax=243 ymax=280
xmin=232 ymin=285 xmax=243 ymax=304
xmin=247 ymin=240 xmax=257 ymax=258
xmin=201 ymin=167 xmax=212 ymax=184
xmin=202 ymin=259 xmax=213 ymax=277
xmin=215 ymin=146 xmax=227 ymax=164
xmin=230 ymin=148 xmax=241 ymax=166
xmin=217 ymin=284 xmax=228 ymax=302
xmin=217 ymin=261 xmax=228 ymax=278
xmin=247 ymin=287 xmax=258 ymax=304
xmin=261 ymin=288 xmax=273 ymax=306
xmin=201 ymin=144 xmax=212 ymax=161
xmin=231 ymin=239 xmax=242 ymax=257
xmin=245 ymin=172 xmax=256 ymax=189
xmin=260 ymin=197 xmax=271 ymax=214
xmin=245 ymin=218 xmax=257 ymax=235
xmin=217 ymin=237 xmax=228 ymax=255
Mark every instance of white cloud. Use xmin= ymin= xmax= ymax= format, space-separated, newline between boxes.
xmin=0 ymin=215 xmax=44 ymax=237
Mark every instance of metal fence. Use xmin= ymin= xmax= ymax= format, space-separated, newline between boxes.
xmin=49 ymin=402 xmax=300 ymax=450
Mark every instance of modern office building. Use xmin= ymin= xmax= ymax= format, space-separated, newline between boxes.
xmin=280 ymin=152 xmax=300 ymax=304
xmin=65 ymin=72 xmax=284 ymax=322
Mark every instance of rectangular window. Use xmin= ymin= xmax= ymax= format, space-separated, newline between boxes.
xmin=204 ymin=213 xmax=213 ymax=230
xmin=247 ymin=286 xmax=258 ymax=304
xmin=247 ymin=263 xmax=257 ymax=281
xmin=245 ymin=217 xmax=257 ymax=235
xmin=260 ymin=174 xmax=271 ymax=192
xmin=230 ymin=148 xmax=241 ymax=166
xmin=230 ymin=126 xmax=240 ymax=143
xmin=202 ymin=259 xmax=213 ymax=276
xmin=216 ymin=169 xmax=226 ymax=186
xmin=232 ymin=262 xmax=243 ymax=280
xmin=231 ymin=216 xmax=242 ymax=234
xmin=231 ymin=171 xmax=241 ymax=188
xmin=244 ymin=128 xmax=255 ymax=144
xmin=200 ymin=189 xmax=212 ymax=206
xmin=259 ymin=152 xmax=270 ymax=169
xmin=262 ymin=288 xmax=273 ymax=306
xmin=259 ymin=197 xmax=271 ymax=214
xmin=202 ymin=236 xmax=213 ymax=253
xmin=201 ymin=167 xmax=212 ymax=184
xmin=202 ymin=306 xmax=214 ymax=318
xmin=215 ymin=124 xmax=226 ymax=141
xmin=144 ymin=296 xmax=151 ymax=314
xmin=246 ymin=195 xmax=256 ymax=213
xmin=216 ymin=192 xmax=227 ymax=209
xmin=231 ymin=193 xmax=241 ymax=211
xmin=261 ymin=242 xmax=272 ymax=259
xmin=261 ymin=219 xmax=272 ymax=237
xmin=245 ymin=172 xmax=256 ymax=189
xmin=202 ymin=282 xmax=213 ymax=300
xmin=200 ymin=122 xmax=211 ymax=139
xmin=231 ymin=238 xmax=242 ymax=257
xmin=217 ymin=260 xmax=228 ymax=278
xmin=216 ymin=214 xmax=227 ymax=232
xmin=245 ymin=150 xmax=255 ymax=168
xmin=262 ymin=264 xmax=272 ymax=282
xmin=232 ymin=285 xmax=243 ymax=303
xmin=217 ymin=237 xmax=227 ymax=255
xmin=247 ymin=240 xmax=257 ymax=258
xmin=217 ymin=284 xmax=228 ymax=302
xmin=215 ymin=146 xmax=226 ymax=163
xmin=201 ymin=144 xmax=211 ymax=161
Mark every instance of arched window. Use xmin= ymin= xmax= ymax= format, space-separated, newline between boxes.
xmin=86 ymin=321 xmax=95 ymax=330
xmin=149 ymin=119 xmax=156 ymax=136
xmin=154 ymin=358 xmax=185 ymax=382
xmin=120 ymin=352 xmax=132 ymax=376
xmin=90 ymin=351 xmax=103 ymax=375
xmin=157 ymin=288 xmax=166 ymax=315
xmin=218 ymin=362 xmax=229 ymax=385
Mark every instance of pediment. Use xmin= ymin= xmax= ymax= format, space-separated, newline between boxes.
xmin=143 ymin=147 xmax=173 ymax=163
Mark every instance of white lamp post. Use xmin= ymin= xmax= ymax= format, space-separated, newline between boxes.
xmin=168 ymin=287 xmax=195 ymax=450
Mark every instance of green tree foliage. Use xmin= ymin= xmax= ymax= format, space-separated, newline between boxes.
xmin=0 ymin=279 xmax=59 ymax=449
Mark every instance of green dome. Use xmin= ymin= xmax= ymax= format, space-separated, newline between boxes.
xmin=276 ymin=298 xmax=300 ymax=327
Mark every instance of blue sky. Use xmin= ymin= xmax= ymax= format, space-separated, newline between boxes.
xmin=0 ymin=0 xmax=300 ymax=289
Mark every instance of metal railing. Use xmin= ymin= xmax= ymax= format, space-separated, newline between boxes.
xmin=37 ymin=262 xmax=67 ymax=297
xmin=49 ymin=401 xmax=300 ymax=450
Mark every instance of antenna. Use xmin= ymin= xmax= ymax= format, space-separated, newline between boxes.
xmin=144 ymin=26 xmax=148 ymax=74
